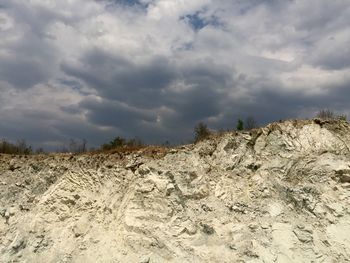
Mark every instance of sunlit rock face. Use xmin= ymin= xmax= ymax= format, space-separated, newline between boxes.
xmin=1 ymin=119 xmax=350 ymax=262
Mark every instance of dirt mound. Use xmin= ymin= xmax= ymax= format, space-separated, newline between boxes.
xmin=1 ymin=119 xmax=350 ymax=262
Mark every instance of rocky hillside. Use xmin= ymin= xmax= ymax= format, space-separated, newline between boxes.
xmin=1 ymin=119 xmax=350 ymax=263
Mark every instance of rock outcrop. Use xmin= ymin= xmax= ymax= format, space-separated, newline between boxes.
xmin=1 ymin=119 xmax=350 ymax=262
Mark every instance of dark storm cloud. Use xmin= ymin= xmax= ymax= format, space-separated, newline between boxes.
xmin=0 ymin=105 xmax=119 ymax=150
xmin=79 ymin=97 xmax=157 ymax=128
xmin=1 ymin=0 xmax=350 ymax=149
xmin=165 ymin=62 xmax=235 ymax=125
xmin=62 ymin=48 xmax=237 ymax=134
xmin=0 ymin=108 xmax=66 ymax=151
xmin=309 ymin=37 xmax=350 ymax=70
xmin=236 ymin=79 xmax=350 ymax=125
xmin=0 ymin=2 xmax=61 ymax=89
xmin=315 ymin=52 xmax=350 ymax=71
xmin=0 ymin=57 xmax=52 ymax=89
xmin=62 ymin=49 xmax=176 ymax=108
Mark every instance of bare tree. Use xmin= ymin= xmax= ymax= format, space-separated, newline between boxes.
xmin=0 ymin=139 xmax=32 ymax=154
xmin=35 ymin=147 xmax=45 ymax=154
xmin=245 ymin=116 xmax=258 ymax=130
xmin=62 ymin=138 xmax=88 ymax=153
xmin=81 ymin=138 xmax=87 ymax=153
xmin=69 ymin=139 xmax=78 ymax=153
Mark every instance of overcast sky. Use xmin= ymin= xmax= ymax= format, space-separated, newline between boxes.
xmin=1 ymin=0 xmax=350 ymax=149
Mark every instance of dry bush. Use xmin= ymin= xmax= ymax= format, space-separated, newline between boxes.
xmin=316 ymin=109 xmax=336 ymax=119
xmin=101 ymin=136 xmax=143 ymax=151
xmin=194 ymin=122 xmax=211 ymax=143
xmin=316 ymin=109 xmax=347 ymax=121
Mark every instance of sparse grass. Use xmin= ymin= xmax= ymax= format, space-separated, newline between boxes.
xmin=89 ymin=145 xmax=170 ymax=159
xmin=316 ymin=109 xmax=347 ymax=121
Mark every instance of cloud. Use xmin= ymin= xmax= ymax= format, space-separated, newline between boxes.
xmin=1 ymin=0 xmax=350 ymax=149
xmin=63 ymin=48 xmax=238 ymax=128
xmin=62 ymin=49 xmax=176 ymax=108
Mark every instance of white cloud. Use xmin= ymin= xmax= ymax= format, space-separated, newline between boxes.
xmin=147 ymin=0 xmax=210 ymax=20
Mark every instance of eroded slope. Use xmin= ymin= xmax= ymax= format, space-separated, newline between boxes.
xmin=1 ymin=119 xmax=350 ymax=262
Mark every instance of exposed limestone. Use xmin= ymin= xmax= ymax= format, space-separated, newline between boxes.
xmin=1 ymin=119 xmax=350 ymax=262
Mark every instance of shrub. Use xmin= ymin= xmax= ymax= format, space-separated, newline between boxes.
xmin=194 ymin=122 xmax=211 ymax=143
xmin=236 ymin=119 xmax=244 ymax=131
xmin=101 ymin=136 xmax=143 ymax=150
xmin=338 ymin=114 xmax=347 ymax=121
xmin=102 ymin=136 xmax=125 ymax=150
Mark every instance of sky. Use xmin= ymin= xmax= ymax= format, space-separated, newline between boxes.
xmin=0 ymin=0 xmax=350 ymax=149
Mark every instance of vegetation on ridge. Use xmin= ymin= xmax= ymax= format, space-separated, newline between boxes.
xmin=0 ymin=139 xmax=32 ymax=155
xmin=0 ymin=109 xmax=348 ymax=154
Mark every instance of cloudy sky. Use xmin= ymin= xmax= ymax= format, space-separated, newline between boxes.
xmin=0 ymin=0 xmax=350 ymax=149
